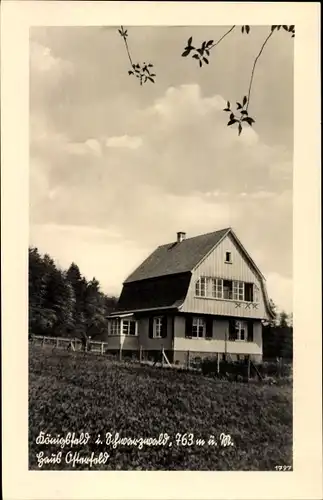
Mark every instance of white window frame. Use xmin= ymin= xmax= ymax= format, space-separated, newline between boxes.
xmin=211 ymin=278 xmax=223 ymax=299
xmin=234 ymin=320 xmax=248 ymax=341
xmin=109 ymin=319 xmax=120 ymax=336
xmin=195 ymin=277 xmax=208 ymax=297
xmin=192 ymin=317 xmax=206 ymax=338
xmin=121 ymin=319 xmax=137 ymax=336
xmin=233 ymin=280 xmax=244 ymax=301
xmin=153 ymin=317 xmax=163 ymax=338
xmin=195 ymin=277 xmax=258 ymax=304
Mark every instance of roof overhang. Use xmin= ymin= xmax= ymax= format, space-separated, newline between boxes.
xmin=108 ymin=304 xmax=182 ymax=318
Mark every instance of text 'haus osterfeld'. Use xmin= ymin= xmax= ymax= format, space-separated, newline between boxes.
xmin=107 ymin=228 xmax=275 ymax=364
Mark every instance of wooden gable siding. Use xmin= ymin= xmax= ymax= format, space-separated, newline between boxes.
xmin=181 ymin=233 xmax=268 ymax=319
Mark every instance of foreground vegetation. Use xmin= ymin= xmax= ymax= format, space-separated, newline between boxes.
xmin=29 ymin=345 xmax=292 ymax=471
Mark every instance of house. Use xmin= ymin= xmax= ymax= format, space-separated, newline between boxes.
xmin=107 ymin=228 xmax=275 ymax=364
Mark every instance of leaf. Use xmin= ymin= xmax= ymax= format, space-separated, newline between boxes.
xmin=188 ymin=36 xmax=193 ymax=46
xmin=241 ymin=26 xmax=244 ymax=33
xmin=271 ymin=25 xmax=277 ymax=31
xmin=238 ymin=123 xmax=242 ymax=136
xmin=147 ymin=77 xmax=155 ymax=83
xmin=242 ymin=117 xmax=255 ymax=125
xmin=148 ymin=63 xmax=153 ymax=67
xmin=283 ymin=25 xmax=288 ymax=31
xmin=199 ymin=60 xmax=202 ymax=68
xmin=118 ymin=29 xmax=122 ymax=35
xmin=197 ymin=48 xmax=203 ymax=55
xmin=182 ymin=49 xmax=191 ymax=57
xmin=243 ymin=95 xmax=248 ymax=106
xmin=128 ymin=71 xmax=134 ymax=75
xmin=227 ymin=101 xmax=231 ymax=109
xmin=246 ymin=25 xmax=250 ymax=34
xmin=227 ymin=119 xmax=238 ymax=126
xmin=288 ymin=25 xmax=295 ymax=32
xmin=236 ymin=102 xmax=242 ymax=110
xmin=203 ymin=57 xmax=209 ymax=64
xmin=241 ymin=110 xmax=248 ymax=115
xmin=150 ymin=73 xmax=156 ymax=77
xmin=202 ymin=41 xmax=206 ymax=50
xmin=205 ymin=50 xmax=210 ymax=56
xmin=223 ymin=108 xmax=230 ymax=112
xmin=207 ymin=40 xmax=214 ymax=46
xmin=230 ymin=112 xmax=235 ymax=120
xmin=277 ymin=25 xmax=281 ymax=30
xmin=192 ymin=54 xmax=200 ymax=60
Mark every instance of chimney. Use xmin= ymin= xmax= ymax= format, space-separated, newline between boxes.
xmin=177 ymin=231 xmax=186 ymax=243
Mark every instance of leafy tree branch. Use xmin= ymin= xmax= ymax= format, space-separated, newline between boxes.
xmin=181 ymin=25 xmax=236 ymax=67
xmin=118 ymin=26 xmax=156 ymax=85
xmin=117 ymin=24 xmax=294 ymax=134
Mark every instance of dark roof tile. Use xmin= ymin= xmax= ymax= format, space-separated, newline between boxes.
xmin=125 ymin=228 xmax=230 ymax=283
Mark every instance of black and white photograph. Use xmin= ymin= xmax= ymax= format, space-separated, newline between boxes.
xmin=28 ymin=21 xmax=295 ymax=471
xmin=2 ymin=1 xmax=322 ymax=498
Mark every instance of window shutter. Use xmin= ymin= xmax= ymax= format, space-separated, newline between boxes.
xmin=228 ymin=319 xmax=236 ymax=341
xmin=247 ymin=320 xmax=254 ymax=342
xmin=185 ymin=316 xmax=193 ymax=338
xmin=148 ymin=317 xmax=154 ymax=338
xmin=161 ymin=316 xmax=167 ymax=338
xmin=205 ymin=316 xmax=213 ymax=339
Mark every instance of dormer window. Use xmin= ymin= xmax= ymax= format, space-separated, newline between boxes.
xmin=225 ymin=252 xmax=232 ymax=263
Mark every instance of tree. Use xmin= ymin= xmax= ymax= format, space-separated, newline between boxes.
xmin=83 ymin=278 xmax=109 ymax=339
xmin=117 ymin=24 xmax=295 ymax=136
xmin=278 ymin=310 xmax=289 ymax=328
xmin=43 ymin=267 xmax=76 ymax=336
xmin=29 ymin=247 xmax=57 ymax=334
xmin=29 ymin=249 xmax=117 ymax=339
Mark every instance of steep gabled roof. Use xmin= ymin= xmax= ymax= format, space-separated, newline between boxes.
xmin=115 ymin=227 xmax=275 ymax=318
xmin=125 ymin=228 xmax=230 ymax=283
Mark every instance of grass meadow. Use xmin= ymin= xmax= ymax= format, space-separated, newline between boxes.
xmin=29 ymin=345 xmax=292 ymax=470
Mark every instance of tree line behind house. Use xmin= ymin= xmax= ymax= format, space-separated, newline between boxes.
xmin=28 ymin=247 xmax=293 ymax=359
xmin=29 ymin=247 xmax=118 ymax=341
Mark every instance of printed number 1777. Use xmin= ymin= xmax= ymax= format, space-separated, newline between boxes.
xmin=275 ymin=465 xmax=292 ymax=471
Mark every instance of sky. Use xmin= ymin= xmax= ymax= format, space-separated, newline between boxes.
xmin=29 ymin=25 xmax=294 ymax=313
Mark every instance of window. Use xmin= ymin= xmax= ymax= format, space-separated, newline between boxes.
xmin=195 ymin=277 xmax=258 ymax=303
xmin=244 ymin=283 xmax=254 ymax=302
xmin=153 ymin=317 xmax=163 ymax=338
xmin=122 ymin=319 xmax=137 ymax=336
xmin=223 ymin=280 xmax=233 ymax=299
xmin=195 ymin=277 xmax=208 ymax=297
xmin=225 ymin=252 xmax=232 ymax=263
xmin=211 ymin=278 xmax=223 ymax=298
xmin=192 ymin=317 xmax=206 ymax=338
xmin=235 ymin=320 xmax=247 ymax=341
xmin=232 ymin=281 xmax=244 ymax=301
xmin=109 ymin=319 xmax=120 ymax=335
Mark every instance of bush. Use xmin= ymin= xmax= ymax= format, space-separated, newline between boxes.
xmin=201 ymin=357 xmax=249 ymax=380
xmin=201 ymin=358 xmax=292 ymax=381
xmin=258 ymin=361 xmax=292 ymax=378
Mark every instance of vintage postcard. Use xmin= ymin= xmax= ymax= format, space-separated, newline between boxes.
xmin=1 ymin=1 xmax=321 ymax=499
